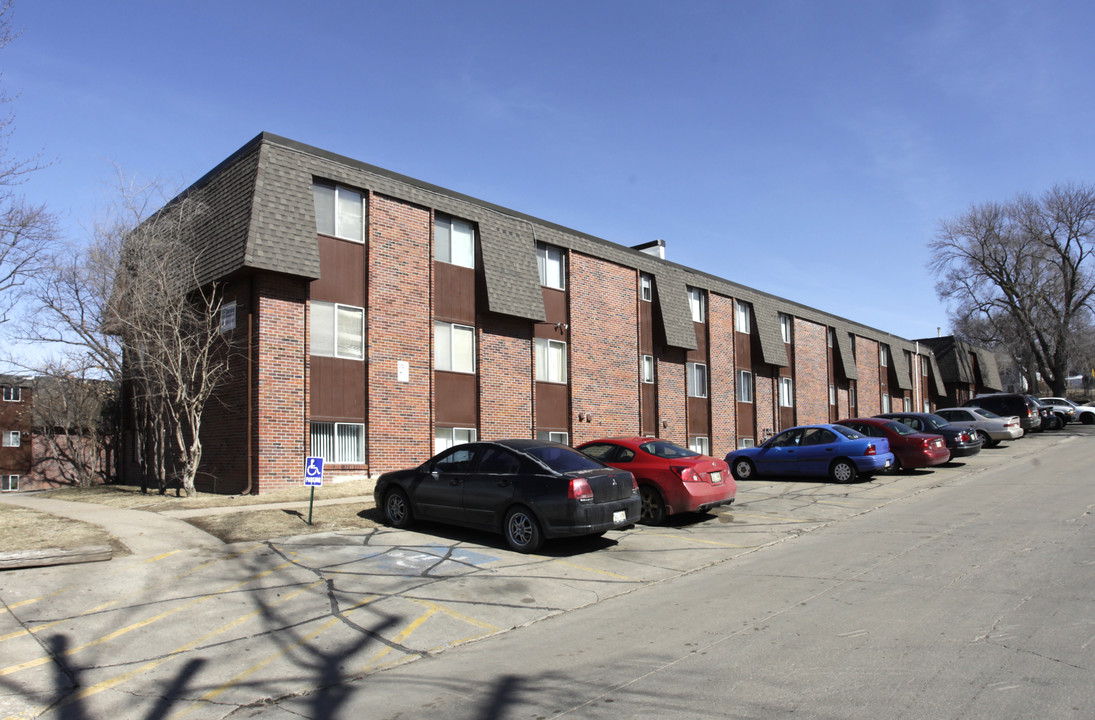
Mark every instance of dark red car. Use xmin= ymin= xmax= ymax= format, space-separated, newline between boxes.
xmin=578 ymin=437 xmax=736 ymax=524
xmin=836 ymin=418 xmax=950 ymax=472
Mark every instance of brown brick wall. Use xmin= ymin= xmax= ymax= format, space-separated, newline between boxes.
xmin=658 ymin=351 xmax=687 ymax=446
xmin=793 ymin=318 xmax=829 ymax=424
xmin=569 ymin=254 xmax=640 ymax=445
xmin=756 ymin=367 xmax=776 ymax=441
xmin=367 ymin=195 xmax=433 ymax=473
xmin=855 ymin=335 xmax=882 ymax=416
xmin=709 ymin=293 xmax=737 ymax=457
xmin=479 ymin=315 xmax=534 ymax=440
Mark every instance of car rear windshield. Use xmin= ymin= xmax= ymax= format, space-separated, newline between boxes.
xmin=883 ymin=421 xmax=916 ymax=436
xmin=638 ymin=441 xmax=699 ymax=459
xmin=972 ymin=407 xmax=1001 ymax=419
xmin=524 ymin=445 xmax=606 ymax=473
xmin=922 ymin=414 xmax=949 ymax=430
xmin=832 ymin=425 xmax=864 ymax=439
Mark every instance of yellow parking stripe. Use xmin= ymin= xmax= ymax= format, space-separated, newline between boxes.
xmin=554 ymin=560 xmax=634 ymax=580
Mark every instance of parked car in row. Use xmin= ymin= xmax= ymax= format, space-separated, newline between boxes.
xmin=962 ymin=393 xmax=1042 ymax=433
xmin=876 ymin=412 xmax=983 ymax=458
xmin=836 ymin=418 xmax=950 ymax=472
xmin=934 ymin=407 xmax=1023 ymax=447
xmin=1040 ymin=397 xmax=1095 ymax=425
xmin=726 ymin=424 xmax=894 ymax=483
xmin=1029 ymin=397 xmax=1065 ymax=430
xmin=578 ymin=437 xmax=736 ymax=524
xmin=374 ymin=439 xmax=640 ymax=553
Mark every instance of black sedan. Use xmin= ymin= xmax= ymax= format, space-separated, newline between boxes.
xmin=374 ymin=439 xmax=641 ymax=553
xmin=876 ymin=412 xmax=983 ymax=458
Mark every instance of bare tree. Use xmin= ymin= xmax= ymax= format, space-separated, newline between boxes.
xmin=31 ymin=361 xmax=117 ymax=488
xmin=930 ymin=184 xmax=1095 ymax=396
xmin=0 ymin=0 xmax=53 ymax=328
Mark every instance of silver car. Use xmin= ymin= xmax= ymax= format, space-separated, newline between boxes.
xmin=1039 ymin=397 xmax=1093 ymax=425
xmin=934 ymin=407 xmax=1024 ymax=447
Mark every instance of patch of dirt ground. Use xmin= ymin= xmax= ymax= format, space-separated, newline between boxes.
xmin=0 ymin=505 xmax=129 ymax=556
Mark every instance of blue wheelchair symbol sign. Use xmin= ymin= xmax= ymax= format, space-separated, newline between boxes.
xmin=305 ymin=457 xmax=324 ymax=486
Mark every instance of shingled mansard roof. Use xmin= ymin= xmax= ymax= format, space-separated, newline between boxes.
xmin=166 ymin=132 xmax=954 ymax=369
xmin=917 ymin=336 xmax=1003 ymax=393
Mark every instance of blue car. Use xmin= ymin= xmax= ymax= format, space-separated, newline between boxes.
xmin=726 ymin=424 xmax=895 ymax=483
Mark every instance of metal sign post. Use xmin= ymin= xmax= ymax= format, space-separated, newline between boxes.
xmin=304 ymin=457 xmax=324 ymax=525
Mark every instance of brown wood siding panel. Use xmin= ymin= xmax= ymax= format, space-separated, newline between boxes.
xmin=687 ymin=396 xmax=709 ymax=435
xmin=434 ymin=371 xmax=477 ymax=425
xmin=310 ymin=355 xmax=366 ymax=420
xmin=686 ymin=322 xmax=708 ymax=362
xmin=433 ymin=261 xmax=476 ymax=324
xmin=737 ymin=403 xmax=755 ymax=440
xmin=641 ymin=383 xmax=658 ymax=435
xmin=312 ymin=236 xmax=365 ymax=305
xmin=735 ymin=332 xmax=752 ymax=370
xmin=639 ymin=299 xmax=654 ymax=354
xmin=542 ymin=287 xmax=567 ymax=325
xmin=535 ymin=382 xmax=569 ymax=430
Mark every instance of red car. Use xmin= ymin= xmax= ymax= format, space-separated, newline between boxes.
xmin=836 ymin=418 xmax=950 ymax=472
xmin=578 ymin=437 xmax=736 ymax=524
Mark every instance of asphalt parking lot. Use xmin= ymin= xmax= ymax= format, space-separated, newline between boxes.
xmin=0 ymin=426 xmax=1086 ymax=719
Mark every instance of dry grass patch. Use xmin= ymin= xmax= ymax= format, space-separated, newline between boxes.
xmin=186 ymin=503 xmax=382 ymax=544
xmin=0 ymin=505 xmax=129 ymax=556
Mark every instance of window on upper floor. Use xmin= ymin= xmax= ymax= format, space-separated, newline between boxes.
xmin=2 ymin=386 xmax=20 ymax=402
xmin=735 ymin=301 xmax=751 ymax=333
xmin=536 ymin=243 xmax=566 ymax=290
xmin=780 ymin=314 xmax=792 ymax=344
xmin=639 ymin=273 xmax=653 ymax=302
xmin=434 ymin=322 xmax=476 ymax=373
xmin=1 ymin=475 xmax=17 ymax=491
xmin=921 ymin=356 xmax=929 ymax=376
xmin=534 ymin=338 xmax=567 ymax=384
xmin=434 ymin=427 xmax=477 ymax=455
xmin=687 ymin=362 xmax=708 ymax=398
xmin=688 ymin=287 xmax=706 ymax=323
xmin=220 ymin=301 xmax=237 ymax=333
xmin=904 ymin=397 xmax=912 ymax=412
xmin=313 ymin=182 xmax=365 ymax=242
xmin=881 ymin=393 xmax=892 ymax=413
xmin=828 ymin=328 xmax=835 ymax=348
xmin=880 ymin=345 xmax=889 ymax=366
xmin=434 ymin=212 xmax=475 ymax=268
xmin=849 ymin=385 xmax=858 ymax=407
xmin=310 ymin=422 xmax=366 ymax=464
xmin=779 ymin=377 xmax=794 ymax=407
xmin=737 ymin=370 xmax=753 ymax=403
xmin=2 ymin=431 xmax=20 ymax=447
xmin=641 ymin=355 xmax=655 ymax=384
xmin=829 ymin=384 xmax=836 ymax=406
xmin=310 ymin=301 xmax=365 ymax=360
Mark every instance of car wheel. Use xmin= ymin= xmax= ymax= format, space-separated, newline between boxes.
xmin=830 ymin=459 xmax=858 ymax=484
xmin=976 ymin=430 xmax=993 ymax=447
xmin=731 ymin=458 xmax=756 ymax=481
xmin=383 ymin=487 xmax=413 ymax=529
xmin=891 ymin=457 xmax=904 ymax=474
xmin=1082 ymin=412 xmax=1094 ymax=425
xmin=639 ymin=485 xmax=667 ymax=525
xmin=503 ymin=506 xmax=543 ymax=553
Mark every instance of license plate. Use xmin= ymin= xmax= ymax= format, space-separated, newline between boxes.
xmin=710 ymin=471 xmax=723 ymax=484
xmin=613 ymin=511 xmax=626 ymax=524
xmin=884 ymin=459 xmax=892 ymax=468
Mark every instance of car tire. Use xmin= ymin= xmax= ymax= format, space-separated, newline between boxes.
xmin=891 ymin=457 xmax=904 ymax=474
xmin=731 ymin=458 xmax=756 ymax=481
xmin=639 ymin=485 xmax=667 ymax=525
xmin=503 ymin=506 xmax=543 ymax=553
xmin=1082 ymin=412 xmax=1094 ymax=425
xmin=976 ymin=430 xmax=998 ymax=448
xmin=830 ymin=459 xmax=858 ymax=483
xmin=383 ymin=487 xmax=413 ymax=529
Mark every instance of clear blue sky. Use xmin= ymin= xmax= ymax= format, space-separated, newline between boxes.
xmin=8 ymin=0 xmax=1095 ymax=342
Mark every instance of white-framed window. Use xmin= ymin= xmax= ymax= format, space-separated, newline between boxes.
xmin=639 ymin=273 xmax=653 ymax=302
xmin=829 ymin=384 xmax=836 ymax=405
xmin=688 ymin=287 xmax=706 ymax=323
xmin=738 ymin=437 xmax=755 ymax=449
xmin=434 ymin=212 xmax=475 ymax=268
xmin=921 ymin=356 xmax=929 ymax=376
xmin=849 ymin=385 xmax=857 ymax=408
xmin=687 ymin=362 xmax=708 ymax=398
xmin=689 ymin=436 xmax=710 ymax=455
xmin=2 ymin=386 xmax=20 ymax=402
xmin=737 ymin=370 xmax=753 ymax=403
xmin=433 ymin=322 xmax=476 ymax=373
xmin=434 ymin=427 xmax=477 ymax=454
xmin=828 ymin=328 xmax=834 ymax=348
xmin=880 ymin=345 xmax=889 ymax=366
xmin=779 ymin=377 xmax=794 ymax=407
xmin=923 ymin=400 xmax=931 ymax=413
xmin=641 ymin=355 xmax=655 ymax=384
xmin=536 ymin=430 xmax=569 ymax=444
xmin=310 ymin=422 xmax=366 ymax=464
xmin=220 ymin=300 xmax=237 ymax=333
xmin=780 ymin=314 xmax=792 ymax=344
xmin=534 ymin=338 xmax=568 ymax=383
xmin=735 ymin=301 xmax=751 ymax=333
xmin=2 ymin=431 xmax=19 ymax=447
xmin=904 ymin=397 xmax=912 ymax=412
xmin=1 ymin=475 xmax=17 ymax=491
xmin=881 ymin=393 xmax=891 ymax=413
xmin=311 ymin=301 xmax=365 ymax=360
xmin=313 ymin=182 xmax=365 ymax=242
xmin=536 ymin=243 xmax=566 ymax=290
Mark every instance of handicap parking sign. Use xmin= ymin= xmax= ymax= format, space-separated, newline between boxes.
xmin=305 ymin=456 xmax=324 ymax=486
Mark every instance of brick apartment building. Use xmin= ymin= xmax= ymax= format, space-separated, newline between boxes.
xmin=0 ymin=375 xmax=32 ymax=491
xmin=119 ymin=132 xmax=1002 ymax=495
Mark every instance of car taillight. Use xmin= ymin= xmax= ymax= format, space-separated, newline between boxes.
xmin=568 ymin=477 xmax=594 ymax=503
xmin=921 ymin=438 xmax=933 ymax=448
xmin=671 ymin=465 xmax=701 ymax=482
xmin=864 ymin=443 xmax=877 ymax=456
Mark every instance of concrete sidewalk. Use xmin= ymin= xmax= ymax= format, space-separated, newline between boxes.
xmin=0 ymin=493 xmax=225 ymax=557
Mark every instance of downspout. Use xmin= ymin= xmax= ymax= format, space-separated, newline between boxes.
xmin=242 ymin=275 xmax=254 ymax=495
